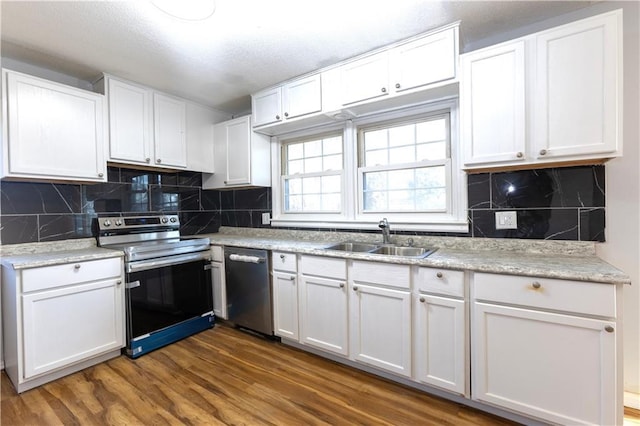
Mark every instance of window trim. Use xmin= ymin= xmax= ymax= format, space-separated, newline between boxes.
xmin=270 ymin=99 xmax=468 ymax=232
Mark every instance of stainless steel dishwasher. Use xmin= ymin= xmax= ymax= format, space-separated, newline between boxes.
xmin=224 ymin=246 xmax=274 ymax=336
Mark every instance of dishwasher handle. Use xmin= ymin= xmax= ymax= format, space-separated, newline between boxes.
xmin=228 ymin=253 xmax=266 ymax=264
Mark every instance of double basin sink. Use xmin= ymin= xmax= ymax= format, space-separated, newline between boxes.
xmin=323 ymin=242 xmax=435 ymax=258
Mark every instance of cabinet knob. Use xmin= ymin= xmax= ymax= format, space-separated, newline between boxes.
xmin=275 ymin=115 xmax=280 ymax=120
xmin=604 ymin=325 xmax=614 ymax=333
xmin=145 ymin=158 xmax=151 ymax=163
xmin=436 ymin=272 xmax=443 ymax=279
xmin=539 ymin=149 xmax=547 ymax=156
xmin=531 ymin=282 xmax=541 ymax=289
xmin=516 ymin=152 xmax=524 ymax=158
xmin=98 ymin=173 xmax=104 ymax=178
xmin=74 ymin=264 xmax=81 ymax=270
xmin=224 ymin=180 xmax=228 ymax=184
xmin=156 ymin=159 xmax=162 ymax=164
xmin=419 ymin=297 xmax=425 ymax=303
xmin=353 ymin=286 xmax=358 ymax=291
xmin=280 ymin=254 xmax=286 ymax=261
xmin=339 ymin=283 xmax=345 ymax=288
xmin=381 ymin=87 xmax=387 ymax=93
xmin=284 ymin=112 xmax=289 ymax=117
xmin=116 ymin=280 xmax=122 ymax=285
xmin=289 ymin=276 xmax=295 ymax=281
xmin=395 ymin=83 xmax=401 ymax=89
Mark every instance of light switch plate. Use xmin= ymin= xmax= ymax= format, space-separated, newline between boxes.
xmin=261 ymin=212 xmax=271 ymax=225
xmin=495 ymin=211 xmax=518 ymax=230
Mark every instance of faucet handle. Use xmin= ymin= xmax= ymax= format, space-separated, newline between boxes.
xmin=378 ymin=217 xmax=389 ymax=228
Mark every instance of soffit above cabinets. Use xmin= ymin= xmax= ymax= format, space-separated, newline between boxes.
xmin=1 ymin=1 xmax=594 ymax=115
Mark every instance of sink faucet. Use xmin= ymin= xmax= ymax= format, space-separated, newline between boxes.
xmin=378 ymin=218 xmax=392 ymax=244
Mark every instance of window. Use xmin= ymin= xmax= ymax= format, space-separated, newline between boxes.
xmin=281 ymin=133 xmax=343 ymax=213
xmin=359 ymin=114 xmax=450 ymax=213
xmin=271 ymin=100 xmax=467 ymax=232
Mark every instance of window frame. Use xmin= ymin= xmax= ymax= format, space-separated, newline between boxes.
xmin=270 ymin=99 xmax=467 ymax=232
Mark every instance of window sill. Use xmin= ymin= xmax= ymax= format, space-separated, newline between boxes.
xmin=269 ymin=218 xmax=469 ymax=233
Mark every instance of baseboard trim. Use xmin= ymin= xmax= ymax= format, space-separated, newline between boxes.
xmin=625 ymin=391 xmax=640 ymax=410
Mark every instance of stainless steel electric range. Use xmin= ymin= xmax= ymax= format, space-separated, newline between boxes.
xmin=97 ymin=215 xmax=214 ymax=358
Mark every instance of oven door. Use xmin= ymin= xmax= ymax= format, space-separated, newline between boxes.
xmin=125 ymin=251 xmax=213 ymax=356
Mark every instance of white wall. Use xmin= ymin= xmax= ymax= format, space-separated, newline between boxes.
xmin=465 ymin=1 xmax=640 ymax=405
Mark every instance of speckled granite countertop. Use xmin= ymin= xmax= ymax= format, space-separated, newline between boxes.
xmin=1 ymin=239 xmax=123 ymax=270
xmin=204 ymin=228 xmax=630 ymax=285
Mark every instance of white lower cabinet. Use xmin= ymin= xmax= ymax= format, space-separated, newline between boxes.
xmin=2 ymin=257 xmax=125 ymax=393
xmin=210 ymin=245 xmax=227 ymax=320
xmin=272 ymin=252 xmax=299 ymax=340
xmin=471 ymin=272 xmax=620 ymax=425
xmin=350 ymin=261 xmax=411 ymax=377
xmin=299 ymin=256 xmax=348 ymax=356
xmin=414 ymin=294 xmax=466 ymax=395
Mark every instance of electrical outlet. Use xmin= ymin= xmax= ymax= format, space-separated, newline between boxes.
xmin=261 ymin=212 xmax=271 ymax=225
xmin=495 ymin=211 xmax=518 ymax=230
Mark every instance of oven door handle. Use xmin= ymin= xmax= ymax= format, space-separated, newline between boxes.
xmin=126 ymin=251 xmax=212 ymax=273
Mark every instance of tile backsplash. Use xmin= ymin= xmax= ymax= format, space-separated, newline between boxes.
xmin=0 ymin=165 xmax=605 ymax=245
xmin=468 ymin=165 xmax=605 ymax=241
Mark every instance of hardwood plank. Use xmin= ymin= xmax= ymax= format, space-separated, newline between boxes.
xmin=2 ymin=324 xmax=637 ymax=425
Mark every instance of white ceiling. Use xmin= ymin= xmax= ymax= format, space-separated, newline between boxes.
xmin=1 ymin=0 xmax=595 ymax=115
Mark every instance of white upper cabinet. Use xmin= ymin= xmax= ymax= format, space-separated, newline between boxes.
xmin=185 ymin=102 xmax=221 ymax=173
xmin=202 ymin=115 xmax=271 ymax=189
xmin=153 ymin=92 xmax=186 ymax=168
xmin=105 ymin=78 xmax=152 ymax=165
xmin=461 ymin=41 xmax=526 ymax=165
xmin=252 ymin=74 xmax=322 ymax=128
xmin=2 ymin=69 xmax=106 ymax=182
xmin=533 ymin=11 xmax=622 ymax=160
xmin=341 ymin=51 xmax=390 ymax=106
xmin=462 ymin=9 xmax=622 ymax=169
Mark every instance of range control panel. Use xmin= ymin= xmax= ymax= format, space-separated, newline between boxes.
xmin=98 ymin=215 xmax=179 ymax=231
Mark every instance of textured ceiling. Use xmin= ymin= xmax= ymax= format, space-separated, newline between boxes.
xmin=1 ymin=1 xmax=595 ymax=115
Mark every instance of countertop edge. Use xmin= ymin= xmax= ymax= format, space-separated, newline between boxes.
xmin=1 ymin=248 xmax=124 ymax=270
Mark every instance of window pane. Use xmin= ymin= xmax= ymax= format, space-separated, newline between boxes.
xmin=416 ymin=188 xmax=447 ymax=210
xmin=323 ymin=154 xmax=342 ymax=171
xmin=363 ymin=171 xmax=387 ymax=191
xmin=417 ymin=142 xmax=446 ymax=161
xmin=365 ymin=149 xmax=388 ymax=167
xmin=364 ymin=129 xmax=387 ymax=151
xmin=323 ymin=137 xmax=342 ymax=155
xmin=417 ymin=118 xmax=446 ymax=143
xmin=304 ymin=157 xmax=322 ymax=173
xmin=363 ymin=190 xmax=388 ymax=211
xmin=303 ymin=194 xmax=321 ymax=211
xmin=288 ymin=143 xmax=303 ymax=160
xmin=286 ymin=195 xmax=302 ymax=211
xmin=288 ymin=159 xmax=303 ymax=175
xmin=322 ymin=193 xmax=341 ymax=211
xmin=302 ymin=176 xmax=321 ymax=194
xmin=388 ymin=169 xmax=414 ymax=190
xmin=286 ymin=178 xmax=302 ymax=195
xmin=322 ymin=175 xmax=341 ymax=193
xmin=304 ymin=140 xmax=322 ymax=157
xmin=389 ymin=190 xmax=414 ymax=210
xmin=388 ymin=124 xmax=415 ymax=147
xmin=415 ymin=166 xmax=446 ymax=188
xmin=389 ymin=146 xmax=415 ymax=164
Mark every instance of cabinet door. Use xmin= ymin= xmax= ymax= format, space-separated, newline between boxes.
xmin=283 ymin=74 xmax=322 ymax=120
xmin=225 ymin=116 xmax=251 ymax=186
xmin=461 ymin=41 xmax=526 ymax=166
xmin=414 ymin=294 xmax=466 ymax=395
xmin=533 ymin=11 xmax=621 ymax=160
xmin=107 ymin=78 xmax=152 ymax=165
xmin=5 ymin=71 xmax=106 ymax=181
xmin=391 ymin=27 xmax=456 ymax=93
xmin=153 ymin=93 xmax=187 ymax=168
xmin=252 ymin=87 xmax=282 ymax=127
xmin=341 ymin=51 xmax=389 ymax=106
xmin=299 ymin=275 xmax=348 ymax=355
xmin=472 ymin=302 xmax=616 ymax=425
xmin=186 ymin=102 xmax=215 ymax=173
xmin=273 ymin=271 xmax=299 ymax=340
xmin=22 ymin=278 xmax=124 ymax=379
xmin=350 ymin=284 xmax=411 ymax=377
xmin=211 ymin=262 xmax=227 ymax=320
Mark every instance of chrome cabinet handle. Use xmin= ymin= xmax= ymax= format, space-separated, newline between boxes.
xmin=275 ymin=115 xmax=280 ymax=120
xmin=116 ymin=280 xmax=122 ymax=285
xmin=605 ymin=325 xmax=614 ymax=333
xmin=339 ymin=283 xmax=345 ymax=288
xmin=145 ymin=158 xmax=151 ymax=163
xmin=516 ymin=152 xmax=524 ymax=158
xmin=532 ymin=282 xmax=541 ymax=289
xmin=539 ymin=149 xmax=547 ymax=156
xmin=381 ymin=87 xmax=387 ymax=93
xmin=395 ymin=83 xmax=401 ymax=89
xmin=353 ymin=286 xmax=358 ymax=291
xmin=284 ymin=112 xmax=289 ymax=117
xmin=436 ymin=272 xmax=443 ymax=279
xmin=98 ymin=173 xmax=104 ymax=178
xmin=419 ymin=297 xmax=425 ymax=303
xmin=156 ymin=159 xmax=162 ymax=164
xmin=74 ymin=264 xmax=81 ymax=270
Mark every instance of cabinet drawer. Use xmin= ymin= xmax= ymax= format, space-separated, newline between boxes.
xmin=352 ymin=261 xmax=410 ymax=289
xmin=22 ymin=257 xmax=122 ymax=293
xmin=473 ymin=272 xmax=615 ymax=318
xmin=210 ymin=245 xmax=224 ymax=262
xmin=417 ymin=268 xmax=465 ymax=298
xmin=300 ymin=255 xmax=345 ymax=280
xmin=273 ymin=251 xmax=297 ymax=273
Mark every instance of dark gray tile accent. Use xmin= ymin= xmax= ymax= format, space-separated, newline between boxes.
xmin=39 ymin=214 xmax=95 ymax=242
xmin=201 ymin=190 xmax=221 ymax=210
xmin=1 ymin=215 xmax=38 ymax=244
xmin=467 ymin=174 xmax=491 ymax=209
xmin=150 ymin=185 xmax=200 ymax=212
xmin=579 ymin=208 xmax=606 ymax=242
xmin=1 ymin=182 xmax=81 ymax=214
xmin=472 ymin=209 xmax=579 ymax=240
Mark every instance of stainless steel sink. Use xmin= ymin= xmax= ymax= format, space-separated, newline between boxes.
xmin=370 ymin=246 xmax=435 ymax=258
xmin=324 ymin=242 xmax=379 ymax=252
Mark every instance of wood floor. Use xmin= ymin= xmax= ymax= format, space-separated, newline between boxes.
xmin=1 ymin=324 xmax=639 ymax=425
